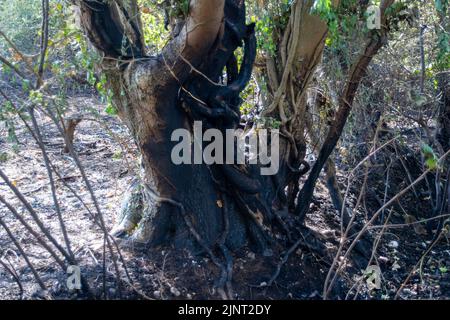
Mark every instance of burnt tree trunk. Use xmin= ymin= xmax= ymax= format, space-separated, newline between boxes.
xmin=295 ymin=0 xmax=395 ymax=220
xmin=75 ymin=0 xmax=282 ymax=255
xmin=437 ymin=73 xmax=450 ymax=152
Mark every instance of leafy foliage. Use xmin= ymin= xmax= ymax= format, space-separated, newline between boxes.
xmin=0 ymin=0 xmax=41 ymax=54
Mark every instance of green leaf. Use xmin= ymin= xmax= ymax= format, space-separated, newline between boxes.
xmin=421 ymin=144 xmax=434 ymax=156
xmin=426 ymin=158 xmax=438 ymax=170
xmin=104 ymin=103 xmax=118 ymax=116
xmin=422 ymin=144 xmax=439 ymax=171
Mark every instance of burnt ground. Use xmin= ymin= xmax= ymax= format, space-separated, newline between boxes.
xmin=0 ymin=95 xmax=449 ymax=300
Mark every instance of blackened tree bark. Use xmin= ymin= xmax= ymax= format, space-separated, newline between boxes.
xmin=295 ymin=0 xmax=395 ymax=220
xmin=73 ymin=0 xmax=397 ymax=267
xmin=260 ymin=0 xmax=335 ymax=216
xmin=437 ymin=73 xmax=450 ymax=151
xmin=435 ymin=0 xmax=450 ymax=152
xmin=74 ymin=0 xmax=283 ymax=257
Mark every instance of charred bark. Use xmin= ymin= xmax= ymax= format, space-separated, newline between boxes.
xmin=295 ymin=0 xmax=395 ymax=221
xmin=437 ymin=73 xmax=450 ymax=152
xmin=75 ymin=0 xmax=282 ymax=257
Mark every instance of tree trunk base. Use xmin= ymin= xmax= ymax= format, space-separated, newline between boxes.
xmin=110 ymin=176 xmax=276 ymax=256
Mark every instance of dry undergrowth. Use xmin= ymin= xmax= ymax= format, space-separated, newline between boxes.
xmin=0 ymin=96 xmax=449 ymax=300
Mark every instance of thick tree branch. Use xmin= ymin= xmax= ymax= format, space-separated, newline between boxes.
xmin=152 ymin=0 xmax=226 ymax=85
xmin=36 ymin=0 xmax=49 ymax=88
xmin=295 ymin=0 xmax=396 ymax=220
xmin=75 ymin=0 xmax=145 ymax=58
